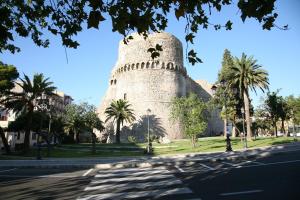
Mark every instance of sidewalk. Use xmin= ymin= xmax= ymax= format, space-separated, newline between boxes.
xmin=0 ymin=142 xmax=299 ymax=169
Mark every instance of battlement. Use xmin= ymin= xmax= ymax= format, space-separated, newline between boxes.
xmin=111 ymin=60 xmax=187 ymax=78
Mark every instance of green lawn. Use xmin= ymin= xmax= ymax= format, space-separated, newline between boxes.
xmin=0 ymin=136 xmax=298 ymax=159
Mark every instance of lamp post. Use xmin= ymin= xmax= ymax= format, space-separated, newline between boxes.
xmin=241 ymin=107 xmax=247 ymax=149
xmin=211 ymin=81 xmax=232 ymax=152
xmin=146 ymin=108 xmax=152 ymax=154
xmin=35 ymin=94 xmax=51 ymax=160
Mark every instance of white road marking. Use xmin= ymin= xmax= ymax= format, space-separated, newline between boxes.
xmin=82 ymin=168 xmax=93 ymax=177
xmin=175 ymin=165 xmax=185 ymax=172
xmin=0 ymin=175 xmax=79 ymax=178
xmin=85 ymin=178 xmax=182 ymax=191
xmin=92 ymin=173 xmax=174 ymax=184
xmin=199 ymin=163 xmax=215 ymax=170
xmin=222 ymin=161 xmax=236 ymax=166
xmin=95 ymin=169 xmax=170 ymax=178
xmin=78 ymin=188 xmax=193 ymax=200
xmin=220 ymin=189 xmax=263 ymax=196
xmin=99 ymin=167 xmax=165 ymax=173
xmin=251 ymin=161 xmax=265 ymax=165
xmin=0 ymin=168 xmax=17 ymax=173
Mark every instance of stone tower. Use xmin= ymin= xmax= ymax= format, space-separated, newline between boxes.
xmin=97 ymin=32 xmax=223 ymax=142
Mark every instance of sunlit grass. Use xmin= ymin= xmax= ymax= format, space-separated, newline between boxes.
xmin=0 ymin=136 xmax=297 ymax=159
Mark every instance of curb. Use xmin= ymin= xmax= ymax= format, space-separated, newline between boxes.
xmin=1 ymin=143 xmax=299 ymax=169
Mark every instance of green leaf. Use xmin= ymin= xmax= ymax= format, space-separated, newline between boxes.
xmin=185 ymin=33 xmax=195 ymax=44
xmin=87 ymin=11 xmax=105 ymax=29
xmin=175 ymin=7 xmax=184 ymax=20
xmin=225 ymin=20 xmax=232 ymax=30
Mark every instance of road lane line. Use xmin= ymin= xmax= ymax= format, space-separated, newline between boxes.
xmin=95 ymin=169 xmax=170 ymax=178
xmin=222 ymin=161 xmax=236 ymax=166
xmin=92 ymin=174 xmax=174 ymax=184
xmin=220 ymin=189 xmax=263 ymax=196
xmin=251 ymin=161 xmax=265 ymax=165
xmin=0 ymin=168 xmax=17 ymax=173
xmin=82 ymin=168 xmax=93 ymax=177
xmin=199 ymin=163 xmax=214 ymax=170
xmin=78 ymin=188 xmax=193 ymax=200
xmin=85 ymin=179 xmax=182 ymax=191
xmin=175 ymin=165 xmax=185 ymax=172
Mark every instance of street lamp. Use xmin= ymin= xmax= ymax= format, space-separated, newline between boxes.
xmin=34 ymin=94 xmax=51 ymax=160
xmin=211 ymin=80 xmax=232 ymax=152
xmin=146 ymin=108 xmax=152 ymax=154
xmin=241 ymin=107 xmax=247 ymax=149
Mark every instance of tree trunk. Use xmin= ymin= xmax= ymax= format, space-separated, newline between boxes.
xmin=0 ymin=127 xmax=10 ymax=154
xmin=223 ymin=118 xmax=227 ymax=138
xmin=24 ymin=110 xmax=33 ymax=153
xmin=243 ymin=91 xmax=252 ymax=141
xmin=92 ymin=132 xmax=96 ymax=154
xmin=75 ymin=131 xmax=80 ymax=143
xmin=115 ymin=119 xmax=121 ymax=144
xmin=274 ymin=121 xmax=278 ymax=137
xmin=281 ymin=119 xmax=287 ymax=136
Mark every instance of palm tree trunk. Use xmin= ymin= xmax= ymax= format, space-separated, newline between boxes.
xmin=116 ymin=119 xmax=121 ymax=144
xmin=0 ymin=127 xmax=10 ymax=154
xmin=243 ymin=91 xmax=252 ymax=141
xmin=24 ymin=110 xmax=33 ymax=153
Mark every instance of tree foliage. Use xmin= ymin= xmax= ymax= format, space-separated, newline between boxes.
xmin=1 ymin=0 xmax=286 ymax=64
xmin=1 ymin=73 xmax=56 ymax=152
xmin=0 ymin=61 xmax=19 ymax=154
xmin=228 ymin=53 xmax=269 ymax=140
xmin=286 ymin=95 xmax=300 ymax=125
xmin=105 ymin=99 xmax=135 ymax=144
xmin=64 ymin=102 xmax=104 ymax=144
xmin=170 ymin=93 xmax=207 ymax=147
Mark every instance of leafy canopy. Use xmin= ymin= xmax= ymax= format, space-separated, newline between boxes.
xmin=0 ymin=61 xmax=19 ymax=95
xmin=1 ymin=0 xmax=286 ymax=65
xmin=170 ymin=93 xmax=207 ymax=142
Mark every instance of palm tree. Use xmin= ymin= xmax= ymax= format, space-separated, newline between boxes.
xmin=2 ymin=73 xmax=56 ymax=152
xmin=105 ymin=99 xmax=135 ymax=143
xmin=229 ymin=53 xmax=269 ymax=140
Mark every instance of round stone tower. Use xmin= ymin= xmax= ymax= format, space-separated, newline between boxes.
xmin=98 ymin=32 xmax=189 ymax=141
xmin=97 ymin=32 xmax=223 ymax=142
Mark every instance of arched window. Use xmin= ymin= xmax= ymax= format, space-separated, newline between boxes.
xmin=136 ymin=63 xmax=139 ymax=69
xmin=146 ymin=62 xmax=150 ymax=68
xmin=110 ymin=80 xmax=113 ymax=85
xmin=124 ymin=93 xmax=127 ymax=100
xmin=114 ymin=79 xmax=117 ymax=84
xmin=141 ymin=62 xmax=145 ymax=69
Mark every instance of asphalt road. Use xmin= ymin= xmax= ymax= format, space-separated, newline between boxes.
xmin=0 ymin=150 xmax=299 ymax=200
xmin=168 ymin=150 xmax=300 ymax=200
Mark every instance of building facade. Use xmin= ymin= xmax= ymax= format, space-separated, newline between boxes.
xmin=97 ymin=32 xmax=223 ymax=142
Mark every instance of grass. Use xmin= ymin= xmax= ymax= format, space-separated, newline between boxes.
xmin=0 ymin=136 xmax=298 ymax=159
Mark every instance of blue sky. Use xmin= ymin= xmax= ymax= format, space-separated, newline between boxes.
xmin=1 ymin=0 xmax=299 ymax=108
